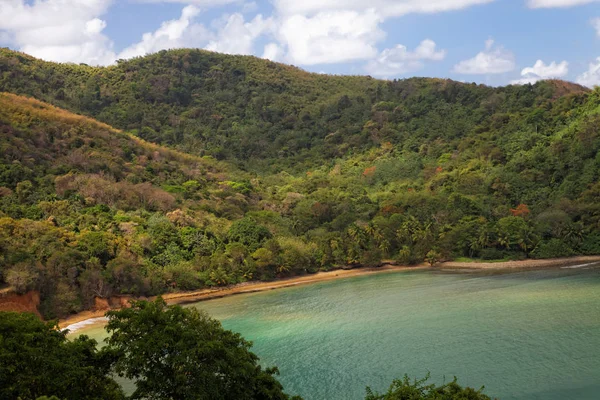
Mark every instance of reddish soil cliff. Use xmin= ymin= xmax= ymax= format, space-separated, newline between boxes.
xmin=0 ymin=290 xmax=41 ymax=317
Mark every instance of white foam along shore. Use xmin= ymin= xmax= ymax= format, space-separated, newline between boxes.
xmin=560 ymin=262 xmax=600 ymax=269
xmin=63 ymin=317 xmax=108 ymax=333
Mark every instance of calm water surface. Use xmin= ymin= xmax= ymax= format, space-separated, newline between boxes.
xmin=75 ymin=267 xmax=600 ymax=400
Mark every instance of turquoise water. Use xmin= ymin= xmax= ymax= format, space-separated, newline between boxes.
xmin=74 ymin=267 xmax=600 ymax=400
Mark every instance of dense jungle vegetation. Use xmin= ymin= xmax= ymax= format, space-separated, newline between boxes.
xmin=0 ymin=48 xmax=599 ymax=319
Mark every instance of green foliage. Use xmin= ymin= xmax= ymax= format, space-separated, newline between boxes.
xmin=581 ymin=234 xmax=600 ymax=255
xmin=227 ymin=217 xmax=272 ymax=252
xmin=3 ymin=305 xmax=496 ymax=400
xmin=277 ymin=237 xmax=319 ymax=274
xmin=365 ymin=373 xmax=493 ymax=400
xmin=0 ymin=312 xmax=124 ymax=400
xmin=104 ymin=298 xmax=301 ymax=400
xmin=0 ymin=49 xmax=599 ymax=318
xmin=479 ymin=248 xmax=507 ymax=261
xmin=425 ymin=250 xmax=442 ymax=267
xmin=496 ymin=217 xmax=536 ymax=253
xmin=77 ymin=231 xmax=115 ymax=264
xmin=531 ymin=239 xmax=574 ymax=259
xmin=5 ymin=262 xmax=38 ymax=294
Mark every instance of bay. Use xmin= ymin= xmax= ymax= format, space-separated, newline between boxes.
xmin=74 ymin=266 xmax=600 ymax=400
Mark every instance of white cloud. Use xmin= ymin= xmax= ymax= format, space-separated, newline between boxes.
xmin=117 ymin=6 xmax=208 ymax=60
xmin=0 ymin=0 xmax=111 ymax=30
xmin=86 ymin=18 xmax=107 ymax=35
xmin=0 ymin=0 xmax=501 ymax=69
xmin=272 ymin=0 xmax=495 ymax=18
xmin=593 ymin=18 xmax=600 ymax=36
xmin=119 ymin=7 xmax=271 ymax=60
xmin=262 ymin=43 xmax=284 ymax=61
xmin=510 ymin=60 xmax=569 ymax=84
xmin=526 ymin=0 xmax=599 ymax=8
xmin=453 ymin=39 xmax=515 ymax=74
xmin=268 ymin=0 xmax=493 ymax=66
xmin=365 ymin=39 xmax=446 ymax=77
xmin=576 ymin=57 xmax=600 ymax=87
xmin=0 ymin=1 xmax=272 ymax=65
xmin=276 ymin=9 xmax=384 ymax=65
xmin=0 ymin=31 xmax=11 ymax=44
xmin=136 ymin=0 xmax=240 ymax=5
xmin=206 ymin=13 xmax=273 ymax=55
xmin=0 ymin=0 xmax=116 ymax=65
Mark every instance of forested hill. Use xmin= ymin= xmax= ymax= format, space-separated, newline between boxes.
xmin=0 ymin=93 xmax=259 ymax=317
xmin=0 ymin=48 xmax=590 ymax=172
xmin=1 ymin=48 xmax=600 ymax=319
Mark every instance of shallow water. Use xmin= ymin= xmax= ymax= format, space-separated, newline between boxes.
xmin=73 ymin=267 xmax=600 ymax=400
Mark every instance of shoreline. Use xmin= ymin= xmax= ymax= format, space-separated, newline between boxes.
xmin=439 ymin=255 xmax=600 ymax=270
xmin=61 ymin=264 xmax=429 ymax=331
xmin=60 ymin=255 xmax=600 ymax=332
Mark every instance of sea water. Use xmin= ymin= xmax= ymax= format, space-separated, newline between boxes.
xmin=73 ymin=267 xmax=600 ymax=400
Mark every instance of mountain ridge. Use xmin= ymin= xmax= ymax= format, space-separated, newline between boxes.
xmin=0 ymin=47 xmax=591 ymax=173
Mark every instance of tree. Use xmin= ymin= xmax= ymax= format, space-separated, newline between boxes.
xmin=5 ymin=262 xmax=38 ymax=294
xmin=105 ymin=252 xmax=147 ymax=295
xmin=227 ymin=217 xmax=272 ymax=252
xmin=425 ymin=250 xmax=442 ymax=267
xmin=15 ymin=180 xmax=33 ymax=203
xmin=510 ymin=204 xmax=530 ymax=218
xmin=147 ymin=214 xmax=180 ymax=254
xmin=496 ymin=217 xmax=536 ymax=253
xmin=77 ymin=231 xmax=115 ymax=264
xmin=104 ymin=298 xmax=302 ymax=400
xmin=0 ymin=312 xmax=124 ymax=400
xmin=365 ymin=373 xmax=493 ymax=400
xmin=253 ymin=247 xmax=277 ymax=269
xmin=3 ymin=49 xmax=600 ymax=324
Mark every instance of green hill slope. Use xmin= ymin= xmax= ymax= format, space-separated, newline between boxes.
xmin=0 ymin=93 xmax=258 ymax=317
xmin=1 ymin=49 xmax=599 ymax=319
xmin=0 ymin=48 xmax=589 ymax=172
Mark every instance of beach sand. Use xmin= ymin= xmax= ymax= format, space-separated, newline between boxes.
xmin=60 ymin=255 xmax=600 ymax=331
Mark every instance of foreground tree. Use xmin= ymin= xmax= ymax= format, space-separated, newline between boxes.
xmin=365 ymin=374 xmax=493 ymax=400
xmin=104 ymin=298 xmax=301 ymax=400
xmin=425 ymin=250 xmax=442 ymax=267
xmin=0 ymin=309 xmax=496 ymax=400
xmin=0 ymin=312 xmax=124 ymax=400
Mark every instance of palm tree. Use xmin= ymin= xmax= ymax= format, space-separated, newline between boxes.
xmin=276 ymin=264 xmax=291 ymax=275
xmin=563 ymin=222 xmax=584 ymax=245
xmin=378 ymin=238 xmax=391 ymax=255
xmin=347 ymin=224 xmax=367 ymax=248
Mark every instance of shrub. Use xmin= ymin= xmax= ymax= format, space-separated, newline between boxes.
xmin=581 ymin=234 xmax=600 ymax=255
xmin=365 ymin=373 xmax=492 ymax=400
xmin=479 ymin=248 xmax=505 ymax=261
xmin=531 ymin=239 xmax=575 ymax=259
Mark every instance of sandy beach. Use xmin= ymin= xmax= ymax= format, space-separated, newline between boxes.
xmin=60 ymin=255 xmax=600 ymax=331
xmin=439 ymin=255 xmax=600 ymax=269
xmin=61 ymin=264 xmax=428 ymax=330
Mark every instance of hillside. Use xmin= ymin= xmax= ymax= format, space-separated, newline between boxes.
xmin=0 ymin=48 xmax=590 ymax=172
xmin=0 ymin=49 xmax=600 ymax=319
xmin=0 ymin=93 xmax=259 ymax=317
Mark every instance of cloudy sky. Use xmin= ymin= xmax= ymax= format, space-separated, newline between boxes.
xmin=1 ymin=0 xmax=599 ymax=87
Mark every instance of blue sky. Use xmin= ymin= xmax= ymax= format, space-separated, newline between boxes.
xmin=1 ymin=0 xmax=599 ymax=87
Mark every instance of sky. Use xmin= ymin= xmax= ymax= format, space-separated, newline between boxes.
xmin=0 ymin=0 xmax=600 ymax=87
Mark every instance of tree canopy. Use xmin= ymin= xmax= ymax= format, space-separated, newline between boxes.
xmin=0 ymin=305 xmax=495 ymax=400
xmin=0 ymin=49 xmax=599 ymax=319
xmin=365 ymin=374 xmax=493 ymax=400
xmin=0 ymin=312 xmax=124 ymax=400
xmin=104 ymin=298 xmax=301 ymax=400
